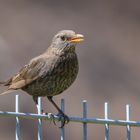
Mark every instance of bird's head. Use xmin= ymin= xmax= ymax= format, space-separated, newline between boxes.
xmin=51 ymin=30 xmax=84 ymax=52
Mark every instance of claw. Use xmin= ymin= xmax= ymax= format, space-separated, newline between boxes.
xmin=47 ymin=97 xmax=69 ymax=127
xmin=57 ymin=113 xmax=69 ymax=128
xmin=41 ymin=110 xmax=69 ymax=128
xmin=47 ymin=113 xmax=56 ymax=125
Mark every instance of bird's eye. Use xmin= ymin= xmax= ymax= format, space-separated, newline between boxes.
xmin=61 ymin=36 xmax=66 ymax=41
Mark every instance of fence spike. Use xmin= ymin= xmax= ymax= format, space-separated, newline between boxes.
xmin=126 ymin=104 xmax=131 ymax=140
xmin=60 ymin=98 xmax=65 ymax=140
xmin=104 ymin=102 xmax=109 ymax=140
xmin=15 ymin=95 xmax=20 ymax=140
xmin=37 ymin=97 xmax=43 ymax=140
xmin=83 ymin=100 xmax=87 ymax=140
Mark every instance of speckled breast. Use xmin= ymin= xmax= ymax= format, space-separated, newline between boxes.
xmin=22 ymin=52 xmax=79 ymax=97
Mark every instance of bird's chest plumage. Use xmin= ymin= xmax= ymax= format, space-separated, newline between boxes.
xmin=23 ymin=52 xmax=79 ymax=97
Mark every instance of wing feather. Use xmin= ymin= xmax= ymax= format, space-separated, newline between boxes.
xmin=7 ymin=57 xmax=46 ymax=89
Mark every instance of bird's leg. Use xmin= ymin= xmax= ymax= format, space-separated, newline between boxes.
xmin=33 ymin=96 xmax=40 ymax=113
xmin=47 ymin=96 xmax=69 ymax=128
xmin=33 ymin=96 xmax=55 ymax=122
xmin=33 ymin=96 xmax=45 ymax=115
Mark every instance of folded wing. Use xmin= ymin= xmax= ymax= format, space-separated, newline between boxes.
xmin=5 ymin=57 xmax=46 ymax=90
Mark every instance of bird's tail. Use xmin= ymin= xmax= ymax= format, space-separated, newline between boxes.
xmin=0 ymin=81 xmax=5 ymax=85
xmin=0 ymin=89 xmax=16 ymax=96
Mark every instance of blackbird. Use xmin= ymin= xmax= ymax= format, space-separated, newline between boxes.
xmin=0 ymin=30 xmax=84 ymax=127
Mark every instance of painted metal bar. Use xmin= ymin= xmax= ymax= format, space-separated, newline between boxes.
xmin=37 ymin=97 xmax=43 ymax=140
xmin=83 ymin=100 xmax=87 ymax=140
xmin=1 ymin=111 xmax=140 ymax=127
xmin=15 ymin=95 xmax=20 ymax=140
xmin=126 ymin=105 xmax=131 ymax=140
xmin=60 ymin=99 xmax=65 ymax=140
xmin=104 ymin=102 xmax=109 ymax=140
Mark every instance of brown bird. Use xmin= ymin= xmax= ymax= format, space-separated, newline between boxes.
xmin=0 ymin=30 xmax=84 ymax=127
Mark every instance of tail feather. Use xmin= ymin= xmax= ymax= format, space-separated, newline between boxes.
xmin=0 ymin=89 xmax=16 ymax=96
xmin=0 ymin=78 xmax=12 ymax=86
xmin=0 ymin=81 xmax=5 ymax=85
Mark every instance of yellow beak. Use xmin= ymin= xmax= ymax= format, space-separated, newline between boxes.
xmin=69 ymin=34 xmax=84 ymax=43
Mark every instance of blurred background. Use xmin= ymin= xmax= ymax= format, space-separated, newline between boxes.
xmin=0 ymin=0 xmax=140 ymax=139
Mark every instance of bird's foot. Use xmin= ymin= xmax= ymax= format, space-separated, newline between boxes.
xmin=57 ymin=113 xmax=69 ymax=128
xmin=41 ymin=110 xmax=56 ymax=125
xmin=41 ymin=110 xmax=69 ymax=128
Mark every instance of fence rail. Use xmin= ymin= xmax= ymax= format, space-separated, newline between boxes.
xmin=0 ymin=95 xmax=140 ymax=140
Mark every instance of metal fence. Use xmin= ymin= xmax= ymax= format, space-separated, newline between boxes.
xmin=0 ymin=95 xmax=140 ymax=140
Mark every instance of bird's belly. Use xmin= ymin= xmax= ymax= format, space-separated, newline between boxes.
xmin=22 ymin=64 xmax=78 ymax=97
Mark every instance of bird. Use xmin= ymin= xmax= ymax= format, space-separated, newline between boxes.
xmin=0 ymin=30 xmax=84 ymax=127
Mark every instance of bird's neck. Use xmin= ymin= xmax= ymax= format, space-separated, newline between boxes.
xmin=63 ymin=45 xmax=76 ymax=53
xmin=46 ymin=45 xmax=76 ymax=56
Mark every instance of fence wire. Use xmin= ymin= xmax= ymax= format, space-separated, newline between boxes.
xmin=0 ymin=95 xmax=140 ymax=140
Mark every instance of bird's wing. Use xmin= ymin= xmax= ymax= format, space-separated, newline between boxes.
xmin=6 ymin=57 xmax=46 ymax=90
